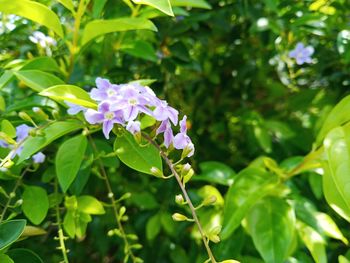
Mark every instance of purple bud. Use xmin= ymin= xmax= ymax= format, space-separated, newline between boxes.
xmin=32 ymin=152 xmax=45 ymax=163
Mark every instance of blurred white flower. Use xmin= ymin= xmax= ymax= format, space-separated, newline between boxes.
xmin=29 ymin=31 xmax=57 ymax=56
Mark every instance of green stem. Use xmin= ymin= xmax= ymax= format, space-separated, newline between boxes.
xmin=142 ymin=134 xmax=217 ymax=263
xmin=67 ymin=0 xmax=87 ymax=80
xmin=88 ymin=135 xmax=138 ymax=263
xmin=54 ymin=180 xmax=70 ymax=263
xmin=0 ymin=168 xmax=28 ymax=223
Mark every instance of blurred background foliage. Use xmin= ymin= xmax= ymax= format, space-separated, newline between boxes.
xmin=1 ymin=0 xmax=350 ymax=262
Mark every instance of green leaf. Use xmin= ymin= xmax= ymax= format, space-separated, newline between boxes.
xmin=81 ymin=18 xmax=158 ymax=46
xmin=132 ymin=0 xmax=174 ymax=16
xmin=21 ymin=57 xmax=61 ymax=73
xmin=170 ymin=0 xmax=211 ymax=9
xmin=57 ymin=0 xmax=75 ymax=13
xmin=18 ymin=120 xmax=83 ymax=163
xmin=6 ymin=95 xmax=58 ymax=113
xmin=323 ymin=125 xmax=350 ymax=222
xmin=22 ymin=186 xmax=49 ymax=225
xmin=315 ymin=212 xmax=348 ymax=244
xmin=0 ymin=254 xmax=14 ymax=263
xmin=316 ymin=95 xmax=350 ymax=146
xmin=63 ymin=210 xmax=75 ymax=238
xmin=56 ymin=135 xmax=88 ymax=192
xmin=77 ymin=196 xmax=105 ymax=215
xmin=296 ymin=221 xmax=327 ymax=263
xmin=146 ymin=213 xmax=161 ymax=241
xmin=246 ymin=197 xmax=296 ymax=263
xmin=6 ymin=249 xmax=43 ymax=263
xmin=0 ymin=96 xmax=6 ymax=111
xmin=0 ymin=70 xmax=14 ymax=90
xmin=121 ymin=40 xmax=157 ymax=62
xmin=1 ymin=120 xmax=16 ymax=138
xmin=39 ymin=85 xmax=97 ymax=108
xmin=339 ymin=256 xmax=350 ymax=263
xmin=193 ymin=161 xmax=236 ymax=186
xmin=0 ymin=0 xmax=63 ymax=37
xmin=114 ymin=132 xmax=162 ymax=175
xmin=14 ymin=70 xmax=64 ymax=92
xmin=221 ymin=167 xmax=278 ymax=239
xmin=0 ymin=219 xmax=26 ymax=250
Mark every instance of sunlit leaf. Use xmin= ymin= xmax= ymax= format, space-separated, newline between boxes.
xmin=0 ymin=0 xmax=63 ymax=37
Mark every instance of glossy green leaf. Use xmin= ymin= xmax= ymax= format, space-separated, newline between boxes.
xmin=315 ymin=212 xmax=348 ymax=244
xmin=0 ymin=254 xmax=14 ymax=263
xmin=0 ymin=0 xmax=63 ymax=37
xmin=63 ymin=210 xmax=75 ymax=238
xmin=0 ymin=219 xmax=26 ymax=250
xmin=323 ymin=125 xmax=350 ymax=222
xmin=22 ymin=186 xmax=49 ymax=225
xmin=57 ymin=0 xmax=75 ymax=13
xmin=56 ymin=135 xmax=88 ymax=192
xmin=21 ymin=57 xmax=61 ymax=73
xmin=193 ymin=161 xmax=236 ymax=186
xmin=132 ymin=0 xmax=174 ymax=16
xmin=316 ymin=95 xmax=350 ymax=146
xmin=6 ymin=249 xmax=43 ymax=263
xmin=170 ymin=0 xmax=211 ymax=9
xmin=221 ymin=167 xmax=278 ymax=239
xmin=114 ymin=132 xmax=162 ymax=175
xmin=77 ymin=196 xmax=105 ymax=215
xmin=81 ymin=18 xmax=157 ymax=46
xmin=18 ymin=120 xmax=83 ymax=163
xmin=14 ymin=70 xmax=64 ymax=92
xmin=246 ymin=197 xmax=296 ymax=263
xmin=146 ymin=213 xmax=161 ymax=241
xmin=296 ymin=221 xmax=327 ymax=263
xmin=6 ymin=95 xmax=58 ymax=113
xmin=39 ymin=85 xmax=97 ymax=108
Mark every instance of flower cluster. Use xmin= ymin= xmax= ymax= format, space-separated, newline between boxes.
xmin=288 ymin=42 xmax=314 ymax=65
xmin=67 ymin=78 xmax=195 ymax=157
xmin=0 ymin=124 xmax=46 ymax=164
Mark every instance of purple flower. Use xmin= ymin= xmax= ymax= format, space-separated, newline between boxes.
xmin=90 ymin=77 xmax=120 ymax=101
xmin=173 ymin=116 xmax=194 ymax=156
xmin=156 ymin=120 xmax=174 ymax=148
xmin=65 ymin=101 xmax=86 ymax=115
xmin=153 ymin=100 xmax=178 ymax=125
xmin=289 ymin=42 xmax=314 ymax=65
xmin=16 ymin=124 xmax=31 ymax=142
xmin=32 ymin=152 xmax=45 ymax=163
xmin=126 ymin=120 xmax=141 ymax=134
xmin=110 ymin=86 xmax=152 ymax=121
xmin=84 ymin=101 xmax=123 ymax=139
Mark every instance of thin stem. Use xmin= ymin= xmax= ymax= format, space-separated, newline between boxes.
xmin=142 ymin=134 xmax=217 ymax=263
xmin=0 ymin=168 xmax=28 ymax=223
xmin=88 ymin=135 xmax=138 ymax=263
xmin=54 ymin=180 xmax=70 ymax=263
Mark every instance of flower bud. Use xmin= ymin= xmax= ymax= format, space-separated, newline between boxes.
xmin=150 ymin=167 xmax=164 ymax=178
xmin=175 ymin=194 xmax=184 ymax=205
xmin=32 ymin=107 xmax=49 ymax=120
xmin=18 ymin=112 xmax=34 ymax=123
xmin=172 ymin=213 xmax=189 ymax=222
xmin=203 ymin=195 xmax=217 ymax=206
xmin=181 ymin=163 xmax=191 ymax=174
